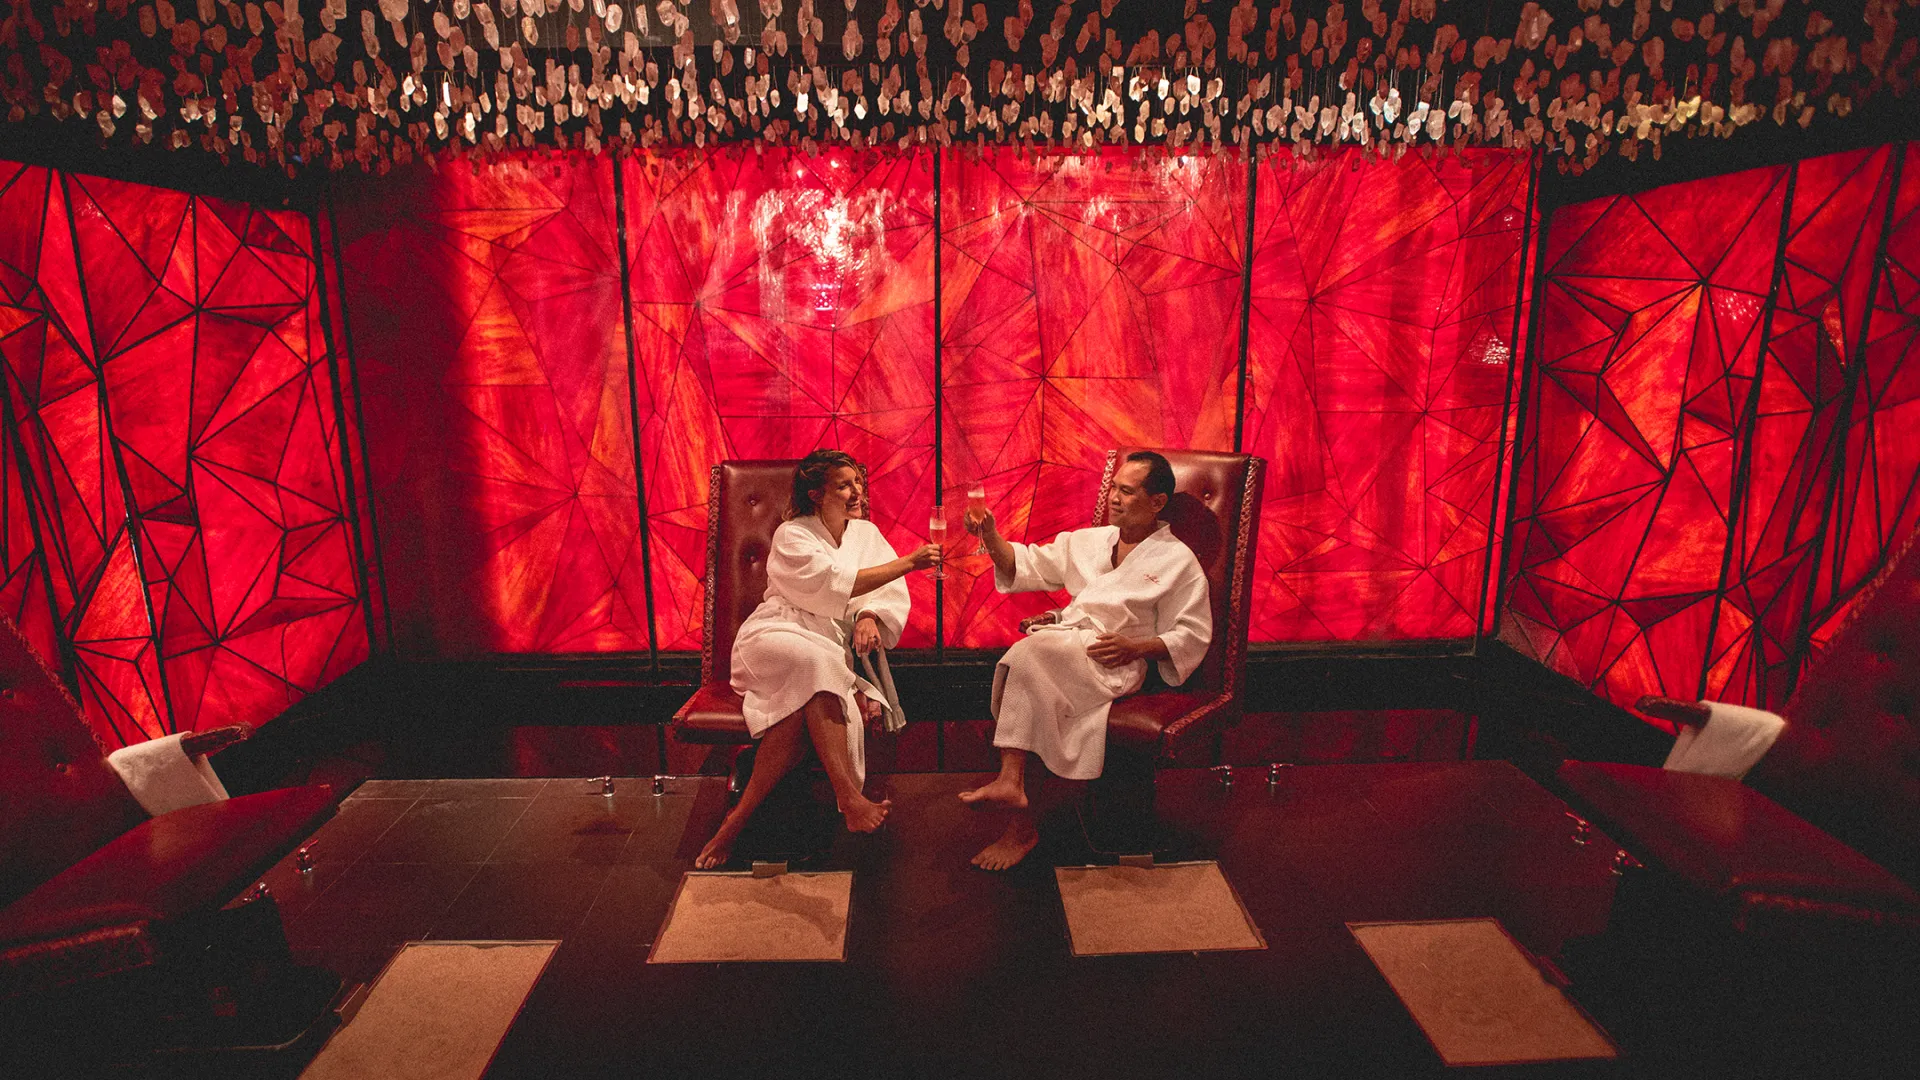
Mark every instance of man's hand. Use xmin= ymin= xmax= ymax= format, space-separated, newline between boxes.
xmin=1018 ymin=609 xmax=1060 ymax=634
xmin=964 ymin=508 xmax=996 ymax=538
xmin=853 ymin=613 xmax=882 ymax=656
xmin=1635 ymin=695 xmax=1711 ymax=728
xmin=179 ymin=723 xmax=253 ymax=758
xmin=1086 ymin=633 xmax=1146 ymax=667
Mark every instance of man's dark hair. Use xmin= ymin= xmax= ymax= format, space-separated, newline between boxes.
xmin=789 ymin=449 xmax=861 ymax=519
xmin=1126 ymin=450 xmax=1176 ymax=501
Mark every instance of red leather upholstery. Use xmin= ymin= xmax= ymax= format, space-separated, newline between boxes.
xmin=0 ymin=785 xmax=337 ymax=994
xmin=1745 ymin=529 xmax=1920 ymax=886
xmin=1095 ymin=448 xmax=1264 ymax=763
xmin=0 ymin=612 xmax=340 ymax=1001
xmin=1558 ymin=762 xmax=1920 ymax=931
xmin=669 ymin=461 xmax=805 ymax=745
xmin=0 ymin=620 xmax=145 ymax=911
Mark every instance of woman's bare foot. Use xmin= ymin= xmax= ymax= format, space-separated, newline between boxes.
xmin=694 ymin=831 xmax=734 ymax=870
xmin=839 ymin=792 xmax=892 ymax=833
xmin=971 ymin=820 xmax=1040 ymax=871
xmin=958 ymin=777 xmax=1028 ymax=809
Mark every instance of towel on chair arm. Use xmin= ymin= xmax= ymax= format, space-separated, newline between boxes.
xmin=105 ymin=734 xmax=230 ymax=817
xmin=1663 ymin=702 xmax=1786 ymax=780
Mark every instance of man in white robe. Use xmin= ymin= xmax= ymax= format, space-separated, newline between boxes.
xmin=958 ymin=451 xmax=1212 ymax=869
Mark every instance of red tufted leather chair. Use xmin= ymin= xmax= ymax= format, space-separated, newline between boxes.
xmin=1091 ymin=448 xmax=1265 ymax=766
xmin=668 ymin=461 xmax=803 ymax=749
xmin=1081 ymin=448 xmax=1264 ymax=848
xmin=1557 ymin=528 xmax=1920 ymax=957
xmin=0 ymin=615 xmax=338 ymax=1050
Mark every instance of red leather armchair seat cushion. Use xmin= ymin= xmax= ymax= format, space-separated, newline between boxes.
xmin=0 ymin=785 xmax=336 ymax=994
xmin=1559 ymin=762 xmax=1920 ymax=931
xmin=674 ymin=685 xmax=753 ymax=744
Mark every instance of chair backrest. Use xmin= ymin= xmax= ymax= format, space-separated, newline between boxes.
xmin=1092 ymin=448 xmax=1264 ymax=699
xmin=0 ymin=616 xmax=145 ymax=910
xmin=700 ymin=459 xmax=872 ymax=688
xmin=701 ymin=461 xmax=801 ymax=689
xmin=1771 ymin=526 xmax=1920 ymax=883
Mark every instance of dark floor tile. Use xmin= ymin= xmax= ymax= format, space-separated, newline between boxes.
xmin=616 ymin=790 xmax=700 ymax=864
xmin=299 ymin=793 xmax=416 ymax=857
xmin=571 ymin=862 xmax=685 ymax=949
xmin=404 ymin=778 xmax=553 ymax=799
xmin=360 ymin=796 xmax=534 ymax=863
xmin=346 ymin=779 xmax=438 ymax=799
xmin=426 ymin=861 xmax=614 ymax=941
xmin=490 ymin=795 xmax=645 ymax=865
xmin=284 ymin=861 xmax=482 ymax=950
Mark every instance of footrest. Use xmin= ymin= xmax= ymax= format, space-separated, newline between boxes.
xmin=1557 ymin=762 xmax=1920 ymax=933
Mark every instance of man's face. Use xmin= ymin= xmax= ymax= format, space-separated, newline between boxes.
xmin=1109 ymin=461 xmax=1167 ymax=530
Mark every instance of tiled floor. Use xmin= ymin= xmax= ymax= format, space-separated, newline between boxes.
xmin=247 ymin=764 xmax=1906 ymax=1079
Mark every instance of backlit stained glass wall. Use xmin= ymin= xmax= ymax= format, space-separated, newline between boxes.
xmin=1504 ymin=146 xmax=1920 ymax=711
xmin=0 ymin=162 xmax=369 ymax=749
xmin=339 ymin=146 xmax=1533 ymax=654
xmin=13 ymin=140 xmax=1910 ymax=743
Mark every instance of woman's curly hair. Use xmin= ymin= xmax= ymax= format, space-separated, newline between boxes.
xmin=788 ymin=449 xmax=864 ymax=519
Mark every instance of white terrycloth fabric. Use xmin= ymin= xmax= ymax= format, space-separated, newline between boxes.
xmin=730 ymin=515 xmax=911 ymax=785
xmin=1662 ymin=701 xmax=1786 ymax=780
xmin=106 ymin=733 xmax=230 ymax=817
xmin=990 ymin=521 xmax=1212 ymax=780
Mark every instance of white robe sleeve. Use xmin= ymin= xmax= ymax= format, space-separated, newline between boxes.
xmin=846 ymin=522 xmax=910 ymax=649
xmin=996 ymin=530 xmax=1077 ymax=593
xmin=1153 ymin=559 xmax=1213 ymax=686
xmin=766 ymin=520 xmax=857 ymax=621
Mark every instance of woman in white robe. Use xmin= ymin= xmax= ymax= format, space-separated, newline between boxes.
xmin=695 ymin=451 xmax=940 ymax=869
xmin=957 ymin=451 xmax=1212 ymax=870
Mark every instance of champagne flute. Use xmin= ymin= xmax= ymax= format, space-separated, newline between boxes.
xmin=965 ymin=483 xmax=988 ymax=554
xmin=928 ymin=507 xmax=948 ymax=581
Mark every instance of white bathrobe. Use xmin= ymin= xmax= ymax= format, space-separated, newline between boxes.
xmin=991 ymin=521 xmax=1212 ymax=780
xmin=731 ymin=515 xmax=909 ymax=784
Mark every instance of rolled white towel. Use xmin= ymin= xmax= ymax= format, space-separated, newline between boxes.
xmin=857 ymin=646 xmax=906 ymax=734
xmin=1662 ymin=702 xmax=1786 ymax=780
xmin=105 ymin=733 xmax=230 ymax=817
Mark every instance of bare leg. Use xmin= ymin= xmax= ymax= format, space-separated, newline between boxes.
xmin=801 ymin=692 xmax=891 ymax=833
xmin=959 ymin=748 xmax=1030 ymax=809
xmin=695 ymin=712 xmax=809 ymax=869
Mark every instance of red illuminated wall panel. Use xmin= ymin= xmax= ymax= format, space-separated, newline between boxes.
xmin=337 ymin=155 xmax=647 ymax=656
xmin=624 ymin=148 xmax=937 ymax=650
xmin=0 ymin=165 xmax=63 ymax=677
xmin=1712 ymin=149 xmax=1895 ymax=707
xmin=1809 ymin=146 xmax=1920 ymax=658
xmin=1505 ymin=164 xmax=1786 ymax=706
xmin=940 ymin=149 xmax=1244 ymax=648
xmin=0 ymin=162 xmax=366 ymax=747
xmin=1244 ymin=150 xmax=1530 ymax=642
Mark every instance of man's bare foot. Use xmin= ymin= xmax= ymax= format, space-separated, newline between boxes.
xmin=839 ymin=793 xmax=892 ymax=833
xmin=958 ymin=777 xmax=1028 ymax=809
xmin=694 ymin=832 xmax=733 ymax=870
xmin=971 ymin=822 xmax=1039 ymax=871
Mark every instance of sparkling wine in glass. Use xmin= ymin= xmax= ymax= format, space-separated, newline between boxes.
xmin=965 ymin=484 xmax=988 ymax=553
xmin=928 ymin=508 xmax=948 ymax=581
